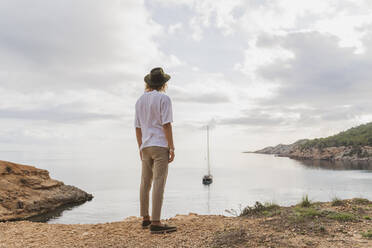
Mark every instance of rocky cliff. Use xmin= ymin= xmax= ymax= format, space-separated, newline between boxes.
xmin=0 ymin=160 xmax=93 ymax=221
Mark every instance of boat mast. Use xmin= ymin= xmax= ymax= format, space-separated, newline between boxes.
xmin=207 ymin=125 xmax=210 ymax=176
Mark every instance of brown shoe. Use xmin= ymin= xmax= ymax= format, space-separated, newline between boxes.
xmin=150 ymin=224 xmax=177 ymax=234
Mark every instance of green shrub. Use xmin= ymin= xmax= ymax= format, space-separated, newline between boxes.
xmin=331 ymin=197 xmax=344 ymax=206
xmin=238 ymin=201 xmax=280 ymax=217
xmin=361 ymin=230 xmax=372 ymax=239
xmin=327 ymin=212 xmax=357 ymax=222
xmin=294 ymin=207 xmax=323 ymax=218
xmin=319 ymin=226 xmax=326 ymax=233
xmin=352 ymin=198 xmax=371 ymax=205
xmin=299 ymin=195 xmax=311 ymax=208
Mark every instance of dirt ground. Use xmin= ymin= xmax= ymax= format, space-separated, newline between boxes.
xmin=0 ymin=198 xmax=371 ymax=248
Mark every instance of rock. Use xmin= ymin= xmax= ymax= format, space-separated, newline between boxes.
xmin=253 ymin=139 xmax=309 ymax=156
xmin=289 ymin=146 xmax=372 ymax=163
xmin=0 ymin=160 xmax=93 ymax=221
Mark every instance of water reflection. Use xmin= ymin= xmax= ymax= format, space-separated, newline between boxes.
xmin=296 ymin=159 xmax=372 ymax=170
xmin=26 ymin=202 xmax=86 ymax=223
xmin=205 ymin=184 xmax=211 ymax=213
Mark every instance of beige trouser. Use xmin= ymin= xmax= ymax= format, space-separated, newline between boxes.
xmin=140 ymin=146 xmax=169 ymax=221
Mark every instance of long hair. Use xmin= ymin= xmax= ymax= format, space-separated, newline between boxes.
xmin=145 ymin=82 xmax=168 ymax=92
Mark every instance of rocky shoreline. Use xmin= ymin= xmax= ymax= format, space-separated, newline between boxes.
xmin=0 ymin=160 xmax=93 ymax=222
xmin=0 ymin=198 xmax=371 ymax=247
xmin=252 ymin=123 xmax=372 ymax=164
xmin=289 ymin=146 xmax=372 ymax=162
xmin=252 ymin=141 xmax=372 ymax=164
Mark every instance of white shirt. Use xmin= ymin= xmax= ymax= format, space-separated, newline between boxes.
xmin=135 ymin=90 xmax=173 ymax=150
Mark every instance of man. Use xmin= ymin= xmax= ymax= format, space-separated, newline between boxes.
xmin=135 ymin=67 xmax=177 ymax=234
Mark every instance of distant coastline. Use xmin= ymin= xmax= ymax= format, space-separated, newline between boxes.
xmin=247 ymin=122 xmax=372 ymax=164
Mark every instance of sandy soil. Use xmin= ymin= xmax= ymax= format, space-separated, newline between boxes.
xmin=0 ymin=199 xmax=371 ymax=248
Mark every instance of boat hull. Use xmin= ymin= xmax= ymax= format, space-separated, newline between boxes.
xmin=202 ymin=175 xmax=213 ymax=185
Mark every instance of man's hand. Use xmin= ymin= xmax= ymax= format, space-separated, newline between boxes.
xmin=163 ymin=123 xmax=175 ymax=163
xmin=136 ymin=128 xmax=142 ymax=161
xmin=168 ymin=149 xmax=175 ymax=163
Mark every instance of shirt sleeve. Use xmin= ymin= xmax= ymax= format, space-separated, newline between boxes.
xmin=161 ymin=95 xmax=173 ymax=125
xmin=134 ymin=104 xmax=141 ymax=128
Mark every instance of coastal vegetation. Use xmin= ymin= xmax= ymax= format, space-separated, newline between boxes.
xmin=331 ymin=197 xmax=345 ymax=206
xmin=299 ymin=194 xmax=311 ymax=208
xmin=221 ymin=196 xmax=372 ymax=247
xmin=300 ymin=122 xmax=372 ymax=150
xmin=240 ymin=201 xmax=280 ymax=217
xmin=361 ymin=229 xmax=372 ymax=239
xmin=226 ymin=196 xmax=372 ymax=224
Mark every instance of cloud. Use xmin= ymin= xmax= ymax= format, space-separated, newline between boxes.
xmin=227 ymin=30 xmax=372 ymax=132
xmin=189 ymin=16 xmax=204 ymax=41
xmin=168 ymin=22 xmax=183 ymax=34
xmin=163 ymin=0 xmax=372 ymax=51
xmin=0 ymin=0 xmax=166 ymax=92
xmin=171 ymin=90 xmax=230 ymax=103
xmin=219 ymin=115 xmax=285 ymax=127
xmin=0 ymin=104 xmax=119 ymax=123
xmin=154 ymin=0 xmax=244 ymax=40
xmin=166 ymin=71 xmax=233 ymax=104
xmin=234 ymin=38 xmax=294 ymax=79
xmin=257 ymin=31 xmax=372 ymax=105
xmin=216 ymin=103 xmax=372 ymax=130
xmin=2 ymin=0 xmax=372 ymax=150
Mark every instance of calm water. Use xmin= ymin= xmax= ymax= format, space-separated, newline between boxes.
xmin=1 ymin=150 xmax=372 ymax=224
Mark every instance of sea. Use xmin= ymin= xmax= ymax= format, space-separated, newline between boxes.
xmin=1 ymin=149 xmax=372 ymax=224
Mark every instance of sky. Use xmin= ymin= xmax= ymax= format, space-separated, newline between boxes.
xmin=1 ymin=0 xmax=372 ymax=156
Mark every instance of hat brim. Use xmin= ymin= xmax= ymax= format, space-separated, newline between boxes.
xmin=144 ymin=73 xmax=171 ymax=86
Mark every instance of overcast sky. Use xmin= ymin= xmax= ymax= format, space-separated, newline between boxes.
xmin=1 ymin=0 xmax=372 ymax=155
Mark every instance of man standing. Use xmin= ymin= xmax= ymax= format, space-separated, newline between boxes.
xmin=135 ymin=67 xmax=177 ymax=234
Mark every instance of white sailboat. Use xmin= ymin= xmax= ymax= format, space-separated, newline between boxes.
xmin=202 ymin=125 xmax=213 ymax=185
